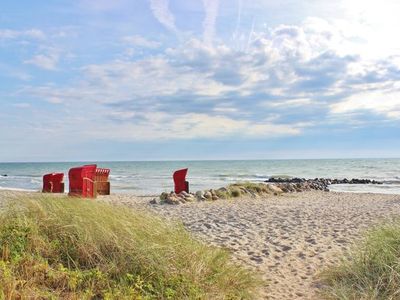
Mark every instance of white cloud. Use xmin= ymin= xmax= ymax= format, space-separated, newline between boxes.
xmin=13 ymin=102 xmax=31 ymax=108
xmin=24 ymin=53 xmax=59 ymax=70
xmin=82 ymin=112 xmax=302 ymax=141
xmin=262 ymin=98 xmax=313 ymax=108
xmin=122 ymin=35 xmax=161 ymax=48
xmin=330 ymin=89 xmax=400 ymax=119
xmin=0 ymin=29 xmax=45 ymax=40
xmin=202 ymin=0 xmax=220 ymax=45
xmin=21 ymin=17 xmax=400 ymax=142
xmin=46 ymin=97 xmax=63 ymax=104
xmin=79 ymin=0 xmax=128 ymax=11
xmin=149 ymin=0 xmax=178 ymax=34
xmin=24 ymin=47 xmax=61 ymax=70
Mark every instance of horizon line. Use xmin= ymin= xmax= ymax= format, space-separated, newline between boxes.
xmin=1 ymin=157 xmax=400 ymax=164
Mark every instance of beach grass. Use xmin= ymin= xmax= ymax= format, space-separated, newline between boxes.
xmin=0 ymin=194 xmax=260 ymax=299
xmin=213 ymin=182 xmax=275 ymax=200
xmin=320 ymin=221 xmax=400 ymax=299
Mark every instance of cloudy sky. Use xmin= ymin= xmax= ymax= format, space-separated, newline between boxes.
xmin=1 ymin=0 xmax=400 ymax=162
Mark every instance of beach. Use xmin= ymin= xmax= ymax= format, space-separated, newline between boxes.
xmin=85 ymin=190 xmax=400 ymax=298
xmin=1 ymin=189 xmax=400 ymax=298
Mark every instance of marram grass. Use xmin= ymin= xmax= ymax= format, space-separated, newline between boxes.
xmin=0 ymin=194 xmax=260 ymax=299
xmin=320 ymin=221 xmax=400 ymax=300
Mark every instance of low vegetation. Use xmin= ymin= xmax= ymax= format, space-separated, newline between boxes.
xmin=0 ymin=194 xmax=260 ymax=299
xmin=320 ymin=221 xmax=400 ymax=299
xmin=224 ymin=182 xmax=279 ymax=199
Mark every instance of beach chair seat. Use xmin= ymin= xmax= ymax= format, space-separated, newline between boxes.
xmin=68 ymin=165 xmax=97 ymax=198
xmin=42 ymin=173 xmax=64 ymax=193
xmin=95 ymin=168 xmax=111 ymax=195
xmin=173 ymin=168 xmax=189 ymax=194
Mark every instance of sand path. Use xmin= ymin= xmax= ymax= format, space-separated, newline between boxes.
xmin=108 ymin=191 xmax=400 ymax=299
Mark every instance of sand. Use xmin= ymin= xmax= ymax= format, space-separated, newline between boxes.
xmin=103 ymin=191 xmax=400 ymax=299
xmin=2 ymin=190 xmax=400 ymax=299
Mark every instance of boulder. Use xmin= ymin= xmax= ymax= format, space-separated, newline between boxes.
xmin=204 ymin=191 xmax=212 ymax=200
xmin=266 ymin=184 xmax=283 ymax=195
xmin=160 ymin=192 xmax=169 ymax=200
xmin=184 ymin=194 xmax=196 ymax=202
xmin=179 ymin=191 xmax=189 ymax=197
xmin=165 ymin=193 xmax=181 ymax=205
xmin=195 ymin=190 xmax=204 ymax=198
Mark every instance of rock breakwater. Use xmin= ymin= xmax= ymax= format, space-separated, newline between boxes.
xmin=150 ymin=178 xmax=384 ymax=205
xmin=150 ymin=182 xmax=284 ymax=205
xmin=266 ymin=177 xmax=382 ymax=192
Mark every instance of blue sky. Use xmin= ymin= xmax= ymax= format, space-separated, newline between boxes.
xmin=1 ymin=0 xmax=400 ymax=162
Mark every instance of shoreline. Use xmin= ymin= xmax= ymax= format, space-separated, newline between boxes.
xmin=1 ymin=190 xmax=400 ymax=298
xmin=1 ymin=185 xmax=400 ymax=197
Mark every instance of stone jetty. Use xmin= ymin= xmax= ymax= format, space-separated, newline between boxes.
xmin=150 ymin=177 xmax=383 ymax=205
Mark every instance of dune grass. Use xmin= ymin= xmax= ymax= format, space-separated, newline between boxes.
xmin=213 ymin=182 xmax=275 ymax=200
xmin=0 ymin=194 xmax=260 ymax=299
xmin=320 ymin=221 xmax=400 ymax=299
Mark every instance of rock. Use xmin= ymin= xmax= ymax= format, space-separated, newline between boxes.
xmin=266 ymin=184 xmax=283 ymax=195
xmin=209 ymin=190 xmax=218 ymax=199
xmin=204 ymin=191 xmax=212 ymax=200
xmin=265 ymin=176 xmax=382 ymax=193
xmin=179 ymin=191 xmax=189 ymax=197
xmin=195 ymin=190 xmax=204 ymax=198
xmin=160 ymin=192 xmax=169 ymax=200
xmin=195 ymin=191 xmax=207 ymax=201
xmin=184 ymin=195 xmax=196 ymax=202
xmin=165 ymin=193 xmax=181 ymax=205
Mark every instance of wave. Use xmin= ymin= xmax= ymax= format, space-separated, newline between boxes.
xmin=217 ymin=174 xmax=269 ymax=179
xmin=1 ymin=175 xmax=42 ymax=180
xmin=381 ymin=180 xmax=400 ymax=185
xmin=0 ymin=186 xmax=38 ymax=192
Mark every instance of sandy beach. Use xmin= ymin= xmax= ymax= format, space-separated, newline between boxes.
xmin=2 ymin=190 xmax=400 ymax=299
xmin=103 ymin=191 xmax=400 ymax=299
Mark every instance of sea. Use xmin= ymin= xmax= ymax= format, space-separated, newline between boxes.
xmin=0 ymin=159 xmax=400 ymax=196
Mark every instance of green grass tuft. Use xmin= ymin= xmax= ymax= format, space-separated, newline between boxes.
xmin=228 ymin=182 xmax=272 ymax=197
xmin=320 ymin=221 xmax=400 ymax=299
xmin=0 ymin=194 xmax=260 ymax=299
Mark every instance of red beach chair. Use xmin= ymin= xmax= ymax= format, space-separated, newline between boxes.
xmin=68 ymin=165 xmax=97 ymax=198
xmin=95 ymin=168 xmax=111 ymax=195
xmin=42 ymin=173 xmax=64 ymax=193
xmin=173 ymin=168 xmax=189 ymax=194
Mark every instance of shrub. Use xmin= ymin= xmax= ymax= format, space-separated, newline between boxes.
xmin=0 ymin=194 xmax=260 ymax=299
xmin=320 ymin=221 xmax=400 ymax=299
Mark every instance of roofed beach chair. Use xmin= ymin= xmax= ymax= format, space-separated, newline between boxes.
xmin=95 ymin=168 xmax=111 ymax=195
xmin=68 ymin=164 xmax=97 ymax=198
xmin=173 ymin=168 xmax=189 ymax=194
xmin=42 ymin=173 xmax=64 ymax=193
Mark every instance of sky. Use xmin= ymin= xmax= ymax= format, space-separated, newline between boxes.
xmin=1 ymin=0 xmax=400 ymax=162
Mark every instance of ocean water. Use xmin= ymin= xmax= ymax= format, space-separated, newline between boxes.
xmin=0 ymin=159 xmax=399 ymax=196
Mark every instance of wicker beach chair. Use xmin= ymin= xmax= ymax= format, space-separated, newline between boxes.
xmin=68 ymin=165 xmax=97 ymax=198
xmin=42 ymin=173 xmax=64 ymax=193
xmin=95 ymin=168 xmax=111 ymax=195
xmin=173 ymin=168 xmax=189 ymax=194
